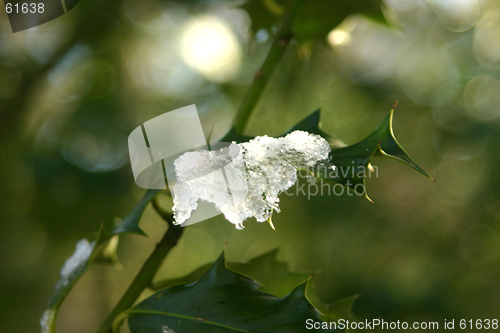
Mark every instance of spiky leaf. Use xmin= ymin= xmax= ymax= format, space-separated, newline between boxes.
xmin=221 ymin=126 xmax=254 ymax=144
xmin=282 ymin=109 xmax=346 ymax=148
xmin=42 ymin=187 xmax=161 ymax=332
xmin=150 ymin=248 xmax=313 ymax=298
xmin=122 ymin=251 xmax=334 ymax=333
xmin=313 ymin=106 xmax=432 ymax=200
xmin=112 ymin=189 xmax=160 ymax=236
xmin=229 ymin=248 xmax=313 ymax=297
xmin=42 ymin=225 xmax=120 ymax=333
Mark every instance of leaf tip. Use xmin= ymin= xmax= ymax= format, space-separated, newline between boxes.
xmin=287 ymin=280 xmax=308 ymax=299
xmin=267 ymin=217 xmax=276 ymax=230
xmin=392 ymin=100 xmax=399 ymax=111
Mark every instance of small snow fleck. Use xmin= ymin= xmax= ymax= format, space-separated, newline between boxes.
xmin=162 ymin=326 xmax=176 ymax=333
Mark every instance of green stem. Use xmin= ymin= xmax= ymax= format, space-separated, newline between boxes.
xmin=98 ymin=203 xmax=183 ymax=333
xmin=233 ymin=0 xmax=303 ymax=134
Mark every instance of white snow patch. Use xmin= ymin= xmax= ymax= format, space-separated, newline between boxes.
xmin=40 ymin=239 xmax=95 ymax=333
xmin=172 ymin=130 xmax=331 ymax=228
xmin=52 ymin=238 xmax=94 ymax=294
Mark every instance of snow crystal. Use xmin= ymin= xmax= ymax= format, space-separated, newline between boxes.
xmin=172 ymin=130 xmax=331 ymax=228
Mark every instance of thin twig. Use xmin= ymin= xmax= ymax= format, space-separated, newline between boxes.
xmin=233 ymin=0 xmax=303 ymax=134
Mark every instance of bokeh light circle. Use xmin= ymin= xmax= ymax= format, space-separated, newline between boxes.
xmin=463 ymin=75 xmax=500 ymax=121
xmin=180 ymin=16 xmax=241 ymax=82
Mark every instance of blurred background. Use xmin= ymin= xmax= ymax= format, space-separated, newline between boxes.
xmin=1 ymin=0 xmax=500 ymax=332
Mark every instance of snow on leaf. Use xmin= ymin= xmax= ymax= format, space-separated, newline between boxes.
xmin=172 ymin=131 xmax=331 ymax=228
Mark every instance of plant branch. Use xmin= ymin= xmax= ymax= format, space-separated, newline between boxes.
xmin=98 ymin=200 xmax=183 ymax=333
xmin=151 ymin=197 xmax=174 ymax=223
xmin=233 ymin=0 xmax=303 ymax=134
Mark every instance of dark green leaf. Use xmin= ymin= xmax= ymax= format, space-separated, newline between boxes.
xmin=229 ymin=248 xmax=313 ymax=298
xmin=306 ymin=278 xmax=362 ymax=332
xmin=223 ymin=109 xmax=344 ymax=146
xmin=150 ymin=248 xmax=313 ymax=298
xmin=43 ymin=225 xmax=120 ymax=333
xmin=221 ymin=126 xmax=254 ymax=144
xmin=112 ymin=189 xmax=160 ymax=236
xmin=42 ymin=187 xmax=161 ymax=331
xmin=282 ymin=109 xmax=346 ymax=148
xmin=312 ymin=107 xmax=432 ymax=201
xmin=124 ymin=251 xmax=335 ymax=333
xmin=284 ymin=109 xmax=324 ymax=137
xmin=222 ymin=106 xmax=430 ymax=202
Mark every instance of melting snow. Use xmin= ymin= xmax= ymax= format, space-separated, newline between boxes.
xmin=172 ymin=130 xmax=331 ymax=228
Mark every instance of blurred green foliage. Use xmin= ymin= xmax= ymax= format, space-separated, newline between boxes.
xmin=1 ymin=0 xmax=500 ymax=332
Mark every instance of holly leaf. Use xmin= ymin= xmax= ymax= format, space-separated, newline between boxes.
xmin=305 ymin=277 xmax=363 ymax=332
xmin=222 ymin=109 xmax=343 ymax=146
xmin=150 ymin=248 xmax=313 ymax=298
xmin=111 ymin=189 xmax=160 ymax=236
xmin=311 ymin=104 xmax=433 ymax=201
xmin=42 ymin=188 xmax=161 ymax=332
xmin=222 ymin=105 xmax=430 ymax=201
xmin=121 ymin=251 xmax=335 ymax=333
xmin=221 ymin=126 xmax=254 ymax=144
xmin=229 ymin=248 xmax=313 ymax=298
xmin=282 ymin=109 xmax=346 ymax=148
xmin=42 ymin=225 xmax=120 ymax=333
xmin=321 ymin=295 xmax=363 ymax=333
